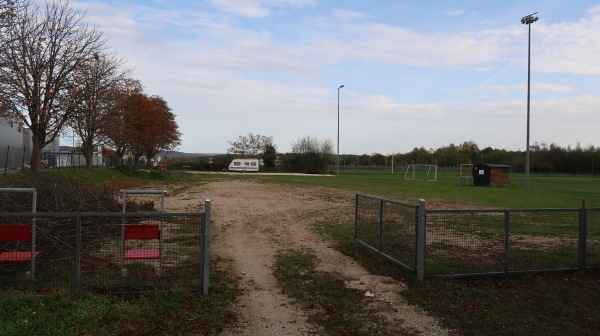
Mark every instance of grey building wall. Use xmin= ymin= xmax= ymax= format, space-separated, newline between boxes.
xmin=0 ymin=123 xmax=24 ymax=149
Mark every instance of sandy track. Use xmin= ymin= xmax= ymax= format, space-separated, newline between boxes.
xmin=164 ymin=180 xmax=450 ymax=335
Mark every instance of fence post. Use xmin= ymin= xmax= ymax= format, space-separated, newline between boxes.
xmin=75 ymin=215 xmax=81 ymax=289
xmin=504 ymin=211 xmax=510 ymax=274
xmin=201 ymin=199 xmax=212 ymax=295
xmin=22 ymin=147 xmax=26 ymax=171
xmin=354 ymin=194 xmax=358 ymax=240
xmin=416 ymin=199 xmax=426 ymax=281
xmin=30 ymin=189 xmax=37 ymax=280
xmin=578 ymin=199 xmax=587 ymax=273
xmin=378 ymin=200 xmax=384 ymax=252
xmin=3 ymin=145 xmax=8 ymax=174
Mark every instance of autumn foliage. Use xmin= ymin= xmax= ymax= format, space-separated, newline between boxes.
xmin=122 ymin=93 xmax=181 ymax=166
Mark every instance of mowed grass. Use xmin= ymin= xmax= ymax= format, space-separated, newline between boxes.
xmin=2 ymin=169 xmax=599 ymax=335
xmin=221 ymin=170 xmax=600 ymax=208
xmin=0 ymin=266 xmax=237 ymax=336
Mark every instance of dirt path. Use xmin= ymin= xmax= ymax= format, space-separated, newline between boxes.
xmin=164 ymin=180 xmax=450 ymax=335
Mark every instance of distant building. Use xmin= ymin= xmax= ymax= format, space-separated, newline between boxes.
xmin=472 ymin=164 xmax=512 ymax=186
xmin=1 ymin=123 xmax=60 ymax=169
xmin=0 ymin=123 xmax=24 ymax=149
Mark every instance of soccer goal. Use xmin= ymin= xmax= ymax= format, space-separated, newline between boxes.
xmin=458 ymin=163 xmax=473 ymax=176
xmin=404 ymin=164 xmax=438 ymax=181
xmin=457 ymin=164 xmax=474 ymax=185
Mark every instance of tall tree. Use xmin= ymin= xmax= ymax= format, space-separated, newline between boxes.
xmin=102 ymin=77 xmax=143 ymax=166
xmin=228 ymin=133 xmax=273 ymax=158
xmin=262 ymin=143 xmax=277 ymax=168
xmin=140 ymin=95 xmax=181 ymax=163
xmin=0 ymin=0 xmax=105 ymax=172
xmin=124 ymin=93 xmax=180 ymax=166
xmin=66 ymin=51 xmax=129 ymax=170
xmin=288 ymin=135 xmax=333 ymax=174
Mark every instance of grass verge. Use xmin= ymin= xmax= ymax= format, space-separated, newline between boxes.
xmin=274 ymin=249 xmax=400 ymax=335
xmin=0 ymin=266 xmax=237 ymax=336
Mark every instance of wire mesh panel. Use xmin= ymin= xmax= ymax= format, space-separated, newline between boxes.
xmin=587 ymin=208 xmax=600 ymax=268
xmin=355 ymin=194 xmax=417 ymax=271
xmin=380 ymin=201 xmax=418 ymax=270
xmin=0 ymin=213 xmax=77 ymax=286
xmin=0 ymin=212 xmax=207 ymax=293
xmin=425 ymin=209 xmax=584 ymax=276
xmin=36 ymin=215 xmax=79 ymax=287
xmin=507 ymin=209 xmax=580 ymax=272
xmin=355 ymin=195 xmax=382 ymax=250
xmin=78 ymin=213 xmax=204 ymax=292
xmin=356 ymin=196 xmax=598 ymax=279
xmin=425 ymin=210 xmax=506 ymax=276
xmin=0 ymin=222 xmax=38 ymax=281
xmin=0 ymin=188 xmax=39 ymax=282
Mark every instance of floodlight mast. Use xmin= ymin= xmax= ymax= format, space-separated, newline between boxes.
xmin=337 ymin=85 xmax=344 ymax=176
xmin=522 ymin=12 xmax=538 ymax=189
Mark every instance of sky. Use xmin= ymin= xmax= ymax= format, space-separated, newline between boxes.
xmin=69 ymin=0 xmax=600 ymax=155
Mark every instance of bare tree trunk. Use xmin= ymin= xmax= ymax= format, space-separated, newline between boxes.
xmin=29 ymin=129 xmax=44 ymax=172
xmin=83 ymin=146 xmax=94 ymax=170
xmin=114 ymin=148 xmax=125 ymax=166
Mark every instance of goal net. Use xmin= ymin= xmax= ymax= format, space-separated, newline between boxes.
xmin=404 ymin=164 xmax=438 ymax=181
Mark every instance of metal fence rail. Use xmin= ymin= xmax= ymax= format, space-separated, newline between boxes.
xmin=0 ymin=207 xmax=211 ymax=294
xmin=355 ymin=194 xmax=599 ymax=280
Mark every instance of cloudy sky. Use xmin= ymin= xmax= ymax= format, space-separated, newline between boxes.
xmin=72 ymin=0 xmax=600 ymax=155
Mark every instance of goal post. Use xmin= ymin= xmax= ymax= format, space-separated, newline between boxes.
xmin=404 ymin=164 xmax=438 ymax=181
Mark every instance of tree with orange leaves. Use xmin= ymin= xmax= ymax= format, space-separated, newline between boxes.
xmin=102 ymin=77 xmax=143 ymax=166
xmin=123 ymin=93 xmax=181 ymax=167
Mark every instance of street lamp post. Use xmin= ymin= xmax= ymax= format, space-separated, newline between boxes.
xmin=522 ymin=12 xmax=538 ymax=189
xmin=337 ymin=85 xmax=344 ymax=175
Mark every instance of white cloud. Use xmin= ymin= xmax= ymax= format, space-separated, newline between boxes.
xmin=207 ymin=0 xmax=317 ymax=18
xmin=534 ymin=7 xmax=600 ymax=75
xmin=533 ymin=83 xmax=576 ymax=93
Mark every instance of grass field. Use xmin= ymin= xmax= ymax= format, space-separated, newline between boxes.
xmin=206 ymin=170 xmax=600 ymax=208
xmin=1 ymin=168 xmax=599 ymax=335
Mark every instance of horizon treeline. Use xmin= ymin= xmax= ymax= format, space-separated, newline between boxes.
xmin=335 ymin=140 xmax=600 ymax=174
xmin=186 ymin=140 xmax=600 ymax=175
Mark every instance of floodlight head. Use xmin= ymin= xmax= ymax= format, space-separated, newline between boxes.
xmin=339 ymin=85 xmax=344 ymax=89
xmin=521 ymin=12 xmax=539 ymax=24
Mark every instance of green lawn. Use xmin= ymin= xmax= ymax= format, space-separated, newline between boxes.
xmin=203 ymin=171 xmax=600 ymax=208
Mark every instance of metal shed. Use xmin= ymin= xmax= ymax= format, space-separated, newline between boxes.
xmin=472 ymin=164 xmax=512 ymax=186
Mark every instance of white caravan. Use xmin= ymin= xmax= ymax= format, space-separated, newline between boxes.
xmin=228 ymin=159 xmax=260 ymax=172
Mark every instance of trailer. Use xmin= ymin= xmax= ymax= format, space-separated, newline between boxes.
xmin=228 ymin=159 xmax=259 ymax=172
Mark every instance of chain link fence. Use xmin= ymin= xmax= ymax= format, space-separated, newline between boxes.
xmin=1 ymin=145 xmax=145 ymax=173
xmin=0 ymin=207 xmax=211 ymax=293
xmin=355 ymin=194 xmax=599 ymax=279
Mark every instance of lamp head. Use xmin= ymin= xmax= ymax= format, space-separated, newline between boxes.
xmin=521 ymin=13 xmax=539 ymax=24
xmin=339 ymin=85 xmax=344 ymax=89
